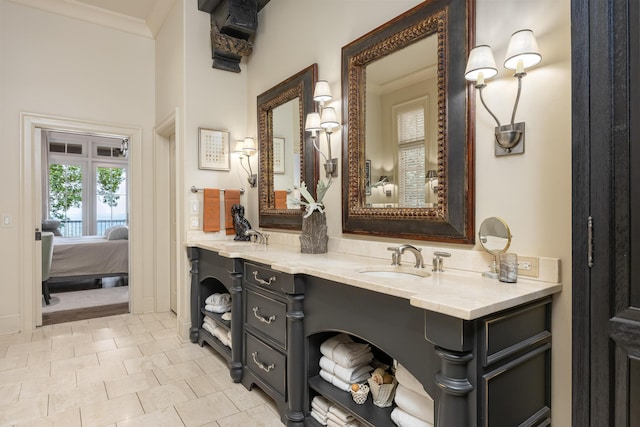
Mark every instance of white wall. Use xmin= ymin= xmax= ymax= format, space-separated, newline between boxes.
xmin=246 ymin=0 xmax=572 ymax=424
xmin=0 ymin=0 xmax=155 ymax=331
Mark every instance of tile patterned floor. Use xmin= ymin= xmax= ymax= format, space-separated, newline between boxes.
xmin=0 ymin=312 xmax=284 ymax=427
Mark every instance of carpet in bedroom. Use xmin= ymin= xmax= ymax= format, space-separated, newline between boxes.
xmin=42 ymin=285 xmax=129 ymax=325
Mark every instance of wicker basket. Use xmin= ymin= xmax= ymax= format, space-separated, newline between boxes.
xmin=350 ymin=384 xmax=370 ymax=404
xmin=367 ymin=377 xmax=398 ymax=407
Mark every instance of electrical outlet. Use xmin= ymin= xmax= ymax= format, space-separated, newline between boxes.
xmin=1 ymin=214 xmax=11 ymax=227
xmin=517 ymin=256 xmax=539 ymax=277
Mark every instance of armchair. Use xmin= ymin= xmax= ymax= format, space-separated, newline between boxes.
xmin=41 ymin=231 xmax=54 ymax=305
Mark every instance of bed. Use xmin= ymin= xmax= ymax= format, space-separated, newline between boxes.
xmin=49 ymin=235 xmax=128 ymax=284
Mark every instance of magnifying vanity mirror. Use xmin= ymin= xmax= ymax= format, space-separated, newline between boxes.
xmin=258 ymin=64 xmax=318 ymax=230
xmin=342 ymin=0 xmax=475 ymax=243
xmin=479 ymin=217 xmax=512 ymax=278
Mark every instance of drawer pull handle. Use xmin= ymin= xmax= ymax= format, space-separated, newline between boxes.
xmin=252 ymin=352 xmax=275 ymax=372
xmin=253 ymin=307 xmax=276 ymax=324
xmin=253 ymin=271 xmax=276 ymax=286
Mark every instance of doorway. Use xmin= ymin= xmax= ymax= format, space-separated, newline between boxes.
xmin=40 ymin=130 xmax=131 ymax=325
xmin=20 ymin=113 xmax=143 ymax=329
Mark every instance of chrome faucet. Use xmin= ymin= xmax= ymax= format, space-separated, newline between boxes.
xmin=388 ymin=244 xmax=424 ymax=268
xmin=432 ymin=251 xmax=451 ymax=272
xmin=245 ymin=229 xmax=269 ymax=245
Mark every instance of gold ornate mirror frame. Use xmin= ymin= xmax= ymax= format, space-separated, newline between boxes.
xmin=258 ymin=64 xmax=318 ymax=230
xmin=341 ymin=0 xmax=475 ymax=243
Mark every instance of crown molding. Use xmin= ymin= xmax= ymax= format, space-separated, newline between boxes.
xmin=9 ymin=0 xmax=164 ymax=39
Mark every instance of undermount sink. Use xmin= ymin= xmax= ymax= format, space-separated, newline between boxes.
xmin=356 ymin=265 xmax=431 ymax=279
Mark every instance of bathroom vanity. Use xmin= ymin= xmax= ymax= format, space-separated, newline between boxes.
xmin=187 ymin=241 xmax=561 ymax=427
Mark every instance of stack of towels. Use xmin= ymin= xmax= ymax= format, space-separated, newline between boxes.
xmin=310 ymin=396 xmax=362 ymax=427
xmin=318 ymin=333 xmax=374 ymax=392
xmin=204 ymin=292 xmax=231 ymax=313
xmin=201 ymin=292 xmax=232 ymax=349
xmin=201 ymin=317 xmax=232 ymax=348
xmin=390 ymin=363 xmax=434 ymax=427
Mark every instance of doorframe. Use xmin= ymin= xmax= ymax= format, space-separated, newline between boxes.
xmin=20 ymin=113 xmax=142 ymax=331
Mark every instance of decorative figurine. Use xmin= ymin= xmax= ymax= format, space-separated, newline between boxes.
xmin=232 ymin=204 xmax=251 ymax=241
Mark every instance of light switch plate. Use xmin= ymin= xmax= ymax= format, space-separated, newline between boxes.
xmin=190 ymin=200 xmax=199 ymax=214
xmin=190 ymin=216 xmax=199 ymax=230
xmin=1 ymin=214 xmax=11 ymax=227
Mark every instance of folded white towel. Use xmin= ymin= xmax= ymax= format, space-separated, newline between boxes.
xmin=205 ymin=303 xmax=231 ymax=313
xmin=312 ymin=395 xmax=332 ymax=414
xmin=328 ymin=404 xmax=355 ymax=423
xmin=221 ymin=311 xmax=232 ymax=321
xmin=212 ymin=327 xmax=229 ymax=347
xmin=203 ymin=316 xmax=217 ymax=327
xmin=201 ymin=322 xmax=217 ymax=336
xmin=390 ymin=407 xmax=433 ymax=427
xmin=319 ymin=369 xmax=351 ymax=392
xmin=319 ymin=356 xmax=373 ymax=384
xmin=311 ymin=409 xmax=328 ymax=425
xmin=326 ymin=418 xmax=361 ymax=427
xmin=205 ymin=293 xmax=230 ymax=305
xmin=395 ymin=363 xmax=430 ymax=399
xmin=327 ymin=415 xmax=362 ymax=427
xmin=226 ymin=330 xmax=232 ymax=349
xmin=394 ymin=384 xmax=434 ymax=424
xmin=320 ymin=334 xmax=372 ymax=368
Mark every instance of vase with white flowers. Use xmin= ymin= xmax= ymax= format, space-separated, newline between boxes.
xmin=290 ymin=178 xmax=332 ymax=254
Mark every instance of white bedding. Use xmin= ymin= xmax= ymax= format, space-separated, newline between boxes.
xmin=49 ymin=235 xmax=128 ymax=279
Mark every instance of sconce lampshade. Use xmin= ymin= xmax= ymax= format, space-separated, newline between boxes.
xmin=379 ymin=176 xmax=389 ymax=183
xmin=464 ymin=45 xmax=498 ymax=82
xmin=313 ymin=81 xmax=333 ymax=103
xmin=320 ymin=107 xmax=340 ymax=130
xmin=235 ymin=137 xmax=256 ymax=155
xmin=504 ymin=29 xmax=542 ymax=71
xmin=243 ymin=137 xmax=257 ymax=154
xmin=304 ymin=112 xmax=322 ymax=132
xmin=426 ymin=170 xmax=437 ymax=179
xmin=233 ymin=140 xmax=245 ymax=153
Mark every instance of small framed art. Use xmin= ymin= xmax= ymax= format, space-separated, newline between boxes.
xmin=198 ymin=128 xmax=230 ymax=171
xmin=365 ymin=159 xmax=371 ymax=195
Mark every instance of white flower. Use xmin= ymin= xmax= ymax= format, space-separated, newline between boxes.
xmin=288 ymin=178 xmax=332 ymax=218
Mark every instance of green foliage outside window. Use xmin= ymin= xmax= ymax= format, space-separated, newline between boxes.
xmin=97 ymin=167 xmax=125 ymax=220
xmin=48 ymin=164 xmax=82 ymax=223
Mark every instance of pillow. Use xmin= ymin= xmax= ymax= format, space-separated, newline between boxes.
xmin=105 ymin=225 xmax=128 ymax=240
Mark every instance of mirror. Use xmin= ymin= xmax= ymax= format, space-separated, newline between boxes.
xmin=258 ymin=64 xmax=318 ymax=229
xmin=479 ymin=217 xmax=512 ymax=278
xmin=342 ymin=0 xmax=475 ymax=243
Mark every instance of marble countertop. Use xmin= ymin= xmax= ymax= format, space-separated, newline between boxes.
xmin=187 ymin=240 xmax=562 ymax=321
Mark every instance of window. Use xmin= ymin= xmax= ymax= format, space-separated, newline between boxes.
xmin=394 ymin=98 xmax=427 ymax=208
xmin=47 ymin=134 xmax=128 ymax=236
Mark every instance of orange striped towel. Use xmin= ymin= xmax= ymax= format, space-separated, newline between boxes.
xmin=275 ymin=190 xmax=288 ymax=209
xmin=203 ymin=188 xmax=221 ymax=232
xmin=224 ymin=189 xmax=241 ymax=235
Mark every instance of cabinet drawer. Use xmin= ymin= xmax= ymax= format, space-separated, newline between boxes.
xmin=245 ymin=288 xmax=287 ymax=348
xmin=245 ymin=333 xmax=286 ymax=397
xmin=244 ymin=262 xmax=296 ymax=293
xmin=481 ymin=298 xmax=551 ymax=367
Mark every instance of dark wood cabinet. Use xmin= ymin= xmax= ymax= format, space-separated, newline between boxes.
xmin=188 ymin=247 xmax=554 ymax=426
xmin=186 ymin=247 xmax=243 ymax=382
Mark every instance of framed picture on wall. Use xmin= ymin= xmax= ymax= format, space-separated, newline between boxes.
xmin=198 ymin=128 xmax=230 ymax=171
xmin=273 ymin=137 xmax=285 ymax=174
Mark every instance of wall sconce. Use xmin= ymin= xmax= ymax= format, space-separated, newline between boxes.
xmin=372 ymin=175 xmax=392 ymax=197
xmin=305 ymin=80 xmax=340 ymax=178
xmin=426 ymin=169 xmax=438 ymax=192
xmin=234 ymin=137 xmax=257 ymax=187
xmin=464 ymin=29 xmax=542 ymax=156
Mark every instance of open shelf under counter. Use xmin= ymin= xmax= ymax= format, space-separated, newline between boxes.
xmin=197 ymin=327 xmax=232 ymax=362
xmin=308 ymin=375 xmax=395 ymax=427
xmin=200 ymin=307 xmax=231 ymax=330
